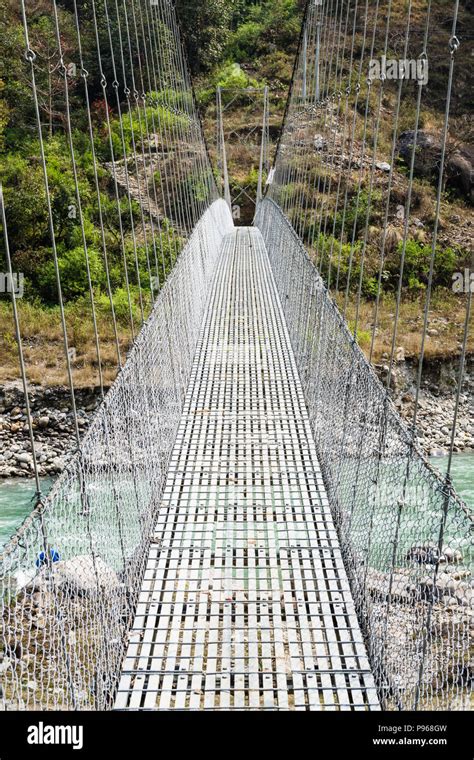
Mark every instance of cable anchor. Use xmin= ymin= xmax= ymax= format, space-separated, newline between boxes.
xmin=449 ymin=35 xmax=460 ymax=54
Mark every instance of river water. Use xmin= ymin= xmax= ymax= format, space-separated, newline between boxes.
xmin=0 ymin=454 xmax=473 ymax=550
xmin=0 ymin=477 xmax=53 ymax=550
xmin=429 ymin=451 xmax=474 ymax=506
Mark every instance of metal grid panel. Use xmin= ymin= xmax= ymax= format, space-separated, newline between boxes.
xmin=115 ymin=228 xmax=379 ymax=710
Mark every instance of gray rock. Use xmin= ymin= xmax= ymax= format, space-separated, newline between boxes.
xmin=32 ymin=555 xmax=119 ymax=596
xmin=15 ymin=453 xmax=32 ymax=464
xmin=430 ymin=448 xmax=447 ymax=457
xmin=313 ymin=134 xmax=327 ymax=151
xmin=455 ymin=585 xmax=473 ymax=606
xmin=436 ymin=573 xmax=459 ymax=592
xmin=446 ymin=144 xmax=474 ymax=202
xmin=406 ymin=543 xmax=446 ymax=565
xmin=442 ymin=546 xmax=463 ymax=564
xmin=396 ymin=204 xmax=405 ymax=221
xmin=397 ymin=130 xmax=442 ymax=178
xmin=395 ymin=346 xmax=405 ymax=362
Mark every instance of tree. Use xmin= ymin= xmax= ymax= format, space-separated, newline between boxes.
xmin=176 ymin=0 xmax=235 ymax=73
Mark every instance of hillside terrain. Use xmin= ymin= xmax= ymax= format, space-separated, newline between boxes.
xmin=0 ymin=0 xmax=472 ymax=390
xmin=184 ymin=0 xmax=474 ymax=365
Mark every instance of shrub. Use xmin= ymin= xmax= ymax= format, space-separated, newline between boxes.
xmin=386 ymin=238 xmax=463 ymax=292
xmin=225 ymin=22 xmax=264 ymax=60
xmin=333 ymin=190 xmax=381 ymax=237
xmin=37 ymin=246 xmax=105 ymax=302
xmin=216 ymin=63 xmax=260 ymax=92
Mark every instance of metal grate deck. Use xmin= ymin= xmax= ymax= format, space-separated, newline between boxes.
xmin=115 ymin=228 xmax=379 ymax=710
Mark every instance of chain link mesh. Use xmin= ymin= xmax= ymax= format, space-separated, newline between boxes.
xmin=256 ymin=199 xmax=472 ymax=710
xmin=0 ymin=199 xmax=233 ymax=710
xmin=1 ymin=0 xmax=472 ymax=713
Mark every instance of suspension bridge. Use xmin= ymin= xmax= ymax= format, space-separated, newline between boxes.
xmin=0 ymin=0 xmax=472 ymax=712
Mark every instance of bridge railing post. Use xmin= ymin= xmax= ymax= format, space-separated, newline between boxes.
xmin=216 ymin=86 xmax=232 ymax=212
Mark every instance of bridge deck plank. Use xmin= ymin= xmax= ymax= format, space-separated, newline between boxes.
xmin=115 ymin=227 xmax=379 ymax=710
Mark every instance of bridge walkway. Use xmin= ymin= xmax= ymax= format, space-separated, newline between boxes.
xmin=115 ymin=227 xmax=379 ymax=710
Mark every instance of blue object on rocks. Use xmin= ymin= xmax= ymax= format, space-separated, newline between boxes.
xmin=36 ymin=547 xmax=60 ymax=568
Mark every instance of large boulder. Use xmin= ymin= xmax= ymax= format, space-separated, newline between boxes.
xmin=397 ymin=130 xmax=442 ymax=178
xmin=30 ymin=554 xmax=119 ymax=596
xmin=446 ymin=144 xmax=474 ymax=202
xmin=397 ymin=130 xmax=474 ymax=203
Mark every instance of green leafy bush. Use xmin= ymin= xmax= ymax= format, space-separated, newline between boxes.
xmin=387 ymin=239 xmax=462 ymax=292
xmin=37 ymin=246 xmax=105 ymax=302
xmin=225 ymin=22 xmax=264 ymax=60
xmin=333 ymin=190 xmax=381 ymax=237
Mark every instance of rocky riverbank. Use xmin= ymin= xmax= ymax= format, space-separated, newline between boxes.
xmin=0 ymin=355 xmax=473 ymax=478
xmin=376 ymin=353 xmax=474 ymax=456
xmin=0 ymin=383 xmax=103 ymax=479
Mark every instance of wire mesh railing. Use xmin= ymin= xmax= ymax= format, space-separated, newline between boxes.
xmin=0 ymin=0 xmax=233 ymax=710
xmin=0 ymin=197 xmax=232 ymax=710
xmin=1 ymin=0 xmax=472 ymax=713
xmin=256 ymin=0 xmax=473 ymax=710
xmin=256 ymin=199 xmax=472 ymax=710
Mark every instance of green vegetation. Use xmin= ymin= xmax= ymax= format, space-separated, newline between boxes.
xmin=1 ymin=112 xmax=180 ymax=308
xmin=0 ymin=0 xmax=208 ymax=385
xmin=198 ymin=63 xmax=262 ymax=107
xmin=315 ymin=232 xmax=467 ymax=299
xmin=0 ymin=0 xmax=473 ymax=386
xmin=0 ymin=0 xmax=190 ymax=316
xmin=177 ymin=0 xmax=304 ymax=84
